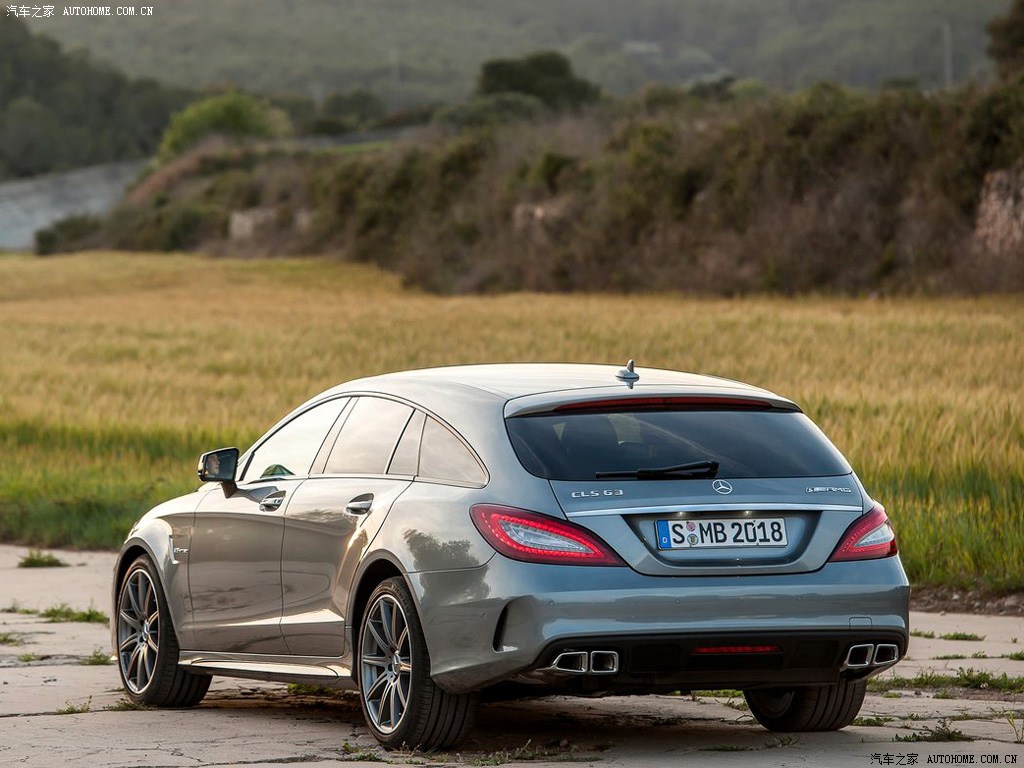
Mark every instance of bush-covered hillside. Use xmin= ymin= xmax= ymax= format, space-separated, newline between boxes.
xmin=27 ymin=0 xmax=1008 ymax=106
xmin=43 ymin=77 xmax=1024 ymax=295
xmin=0 ymin=15 xmax=190 ymax=179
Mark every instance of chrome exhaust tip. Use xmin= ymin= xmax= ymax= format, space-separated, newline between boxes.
xmin=550 ymin=651 xmax=589 ymax=673
xmin=844 ymin=643 xmax=875 ymax=668
xmin=589 ymin=650 xmax=619 ymax=674
xmin=873 ymin=644 xmax=899 ymax=665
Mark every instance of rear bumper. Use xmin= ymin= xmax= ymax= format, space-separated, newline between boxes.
xmin=509 ymin=629 xmax=906 ymax=694
xmin=411 ymin=555 xmax=910 ymax=693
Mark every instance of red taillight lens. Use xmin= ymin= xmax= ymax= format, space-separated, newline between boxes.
xmin=470 ymin=504 xmax=624 ymax=566
xmin=828 ymin=503 xmax=898 ymax=562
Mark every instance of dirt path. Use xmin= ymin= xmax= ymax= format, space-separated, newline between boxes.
xmin=1 ymin=544 xmax=1021 ymax=767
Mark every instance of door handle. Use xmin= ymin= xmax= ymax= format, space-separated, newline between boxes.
xmin=260 ymin=494 xmax=285 ymax=512
xmin=346 ymin=494 xmax=374 ymax=515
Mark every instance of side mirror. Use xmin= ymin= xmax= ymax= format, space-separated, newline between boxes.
xmin=198 ymin=447 xmax=239 ymax=486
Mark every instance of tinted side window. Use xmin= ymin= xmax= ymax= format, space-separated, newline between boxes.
xmin=418 ymin=417 xmax=486 ymax=485
xmin=388 ymin=410 xmax=425 ymax=476
xmin=324 ymin=397 xmax=413 ymax=475
xmin=242 ymin=398 xmax=349 ymax=482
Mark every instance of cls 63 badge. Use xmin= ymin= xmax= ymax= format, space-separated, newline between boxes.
xmin=571 ymin=489 xmax=625 ymax=498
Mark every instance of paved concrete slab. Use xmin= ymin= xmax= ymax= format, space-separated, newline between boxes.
xmin=0 ymin=544 xmax=1021 ymax=767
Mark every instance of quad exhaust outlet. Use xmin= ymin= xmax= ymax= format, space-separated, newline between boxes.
xmin=547 ymin=650 xmax=619 ymax=675
xmin=843 ymin=642 xmax=900 ymax=670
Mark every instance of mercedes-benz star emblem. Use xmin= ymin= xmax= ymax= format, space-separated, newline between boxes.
xmin=712 ymin=479 xmax=733 ymax=495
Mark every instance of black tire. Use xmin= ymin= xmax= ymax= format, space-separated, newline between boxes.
xmin=115 ymin=555 xmax=211 ymax=707
xmin=357 ymin=577 xmax=476 ymax=750
xmin=745 ymin=679 xmax=866 ymax=732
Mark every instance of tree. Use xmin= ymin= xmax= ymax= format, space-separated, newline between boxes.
xmin=157 ymin=91 xmax=288 ymax=162
xmin=0 ymin=96 xmax=63 ymax=177
xmin=477 ymin=51 xmax=600 ymax=111
xmin=988 ymin=0 xmax=1024 ymax=80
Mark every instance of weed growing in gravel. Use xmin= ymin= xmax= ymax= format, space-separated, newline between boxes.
xmin=56 ymin=696 xmax=92 ymax=715
xmin=910 ymin=630 xmax=936 ymax=639
xmin=1 ymin=603 xmax=38 ymax=615
xmin=894 ymin=718 xmax=971 ymax=742
xmin=934 ymin=654 xmax=967 ymax=660
xmin=854 ymin=715 xmax=894 ymax=727
xmin=80 ymin=647 xmax=113 ymax=665
xmin=17 ymin=550 xmax=68 ymax=568
xmin=40 ymin=603 xmax=108 ymax=624
xmin=940 ymin=632 xmax=985 ymax=642
xmin=1007 ymin=651 xmax=1024 ymax=661
xmin=1008 ymin=713 xmax=1024 ymax=744
xmin=103 ymin=699 xmax=146 ymax=712
xmin=874 ymin=668 xmax=1024 ymax=694
xmin=337 ymin=742 xmax=385 ymax=762
xmin=0 ymin=632 xmax=23 ymax=645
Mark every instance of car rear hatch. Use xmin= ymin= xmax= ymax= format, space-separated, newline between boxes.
xmin=504 ymin=389 xmax=868 ymax=577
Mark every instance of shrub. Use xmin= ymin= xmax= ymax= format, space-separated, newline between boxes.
xmin=157 ymin=91 xmax=287 ymax=162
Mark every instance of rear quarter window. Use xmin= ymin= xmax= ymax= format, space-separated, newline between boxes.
xmin=418 ymin=417 xmax=487 ymax=486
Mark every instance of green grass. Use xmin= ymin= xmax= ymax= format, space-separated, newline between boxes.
xmin=56 ymin=697 xmax=92 ymax=715
xmin=870 ymin=668 xmax=1024 ymax=694
xmin=18 ymin=652 xmax=41 ymax=662
xmin=1008 ymin=651 xmax=1024 ymax=661
xmin=893 ymin=718 xmax=972 ymax=742
xmin=0 ymin=253 xmax=1021 ymax=590
xmin=18 ymin=549 xmax=68 ymax=568
xmin=940 ymin=632 xmax=986 ymax=642
xmin=80 ymin=647 xmax=113 ymax=666
xmin=1 ymin=603 xmax=38 ymax=615
xmin=103 ymin=699 xmax=146 ymax=712
xmin=853 ymin=715 xmax=894 ymax=727
xmin=39 ymin=604 xmax=108 ymax=624
xmin=910 ymin=630 xmax=936 ymax=639
xmin=0 ymin=632 xmax=23 ymax=646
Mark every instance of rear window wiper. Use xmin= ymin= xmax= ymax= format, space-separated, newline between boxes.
xmin=595 ymin=460 xmax=720 ymax=480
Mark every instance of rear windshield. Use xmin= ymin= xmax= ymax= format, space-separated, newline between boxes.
xmin=506 ymin=409 xmax=851 ymax=481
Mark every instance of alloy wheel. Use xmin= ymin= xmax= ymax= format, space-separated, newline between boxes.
xmin=360 ymin=594 xmax=413 ymax=734
xmin=117 ymin=567 xmax=160 ymax=694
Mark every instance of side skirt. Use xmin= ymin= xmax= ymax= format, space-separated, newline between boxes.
xmin=178 ymin=651 xmax=355 ymax=688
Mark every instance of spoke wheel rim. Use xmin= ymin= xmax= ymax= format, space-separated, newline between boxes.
xmin=360 ymin=594 xmax=412 ymax=735
xmin=117 ymin=568 xmax=160 ymax=694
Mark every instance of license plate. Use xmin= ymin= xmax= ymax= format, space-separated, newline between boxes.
xmin=656 ymin=518 xmax=788 ymax=550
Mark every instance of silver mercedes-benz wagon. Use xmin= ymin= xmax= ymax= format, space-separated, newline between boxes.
xmin=112 ymin=362 xmax=909 ymax=748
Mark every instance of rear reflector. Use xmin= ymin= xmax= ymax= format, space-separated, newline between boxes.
xmin=828 ymin=503 xmax=898 ymax=562
xmin=693 ymin=645 xmax=782 ymax=655
xmin=470 ymin=504 xmax=624 ymax=566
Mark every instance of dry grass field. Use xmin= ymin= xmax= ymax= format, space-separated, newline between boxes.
xmin=1 ymin=252 xmax=1021 ymax=589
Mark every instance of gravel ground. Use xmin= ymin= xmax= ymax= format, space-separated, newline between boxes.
xmin=1 ymin=545 xmax=1021 ymax=768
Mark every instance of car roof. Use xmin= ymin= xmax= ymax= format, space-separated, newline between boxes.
xmin=321 ymin=363 xmax=787 ymax=406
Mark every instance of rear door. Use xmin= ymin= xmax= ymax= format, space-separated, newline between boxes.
xmin=279 ymin=396 xmax=416 ymax=656
xmin=186 ymin=397 xmax=349 ymax=653
xmin=506 ymin=399 xmax=867 ymax=576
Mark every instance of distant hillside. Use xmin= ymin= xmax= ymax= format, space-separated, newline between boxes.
xmin=27 ymin=0 xmax=1009 ymax=106
xmin=0 ymin=15 xmax=190 ymax=179
xmin=40 ymin=76 xmax=1024 ymax=295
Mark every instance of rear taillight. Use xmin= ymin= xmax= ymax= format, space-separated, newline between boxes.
xmin=693 ymin=645 xmax=781 ymax=655
xmin=470 ymin=504 xmax=624 ymax=566
xmin=828 ymin=503 xmax=898 ymax=562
